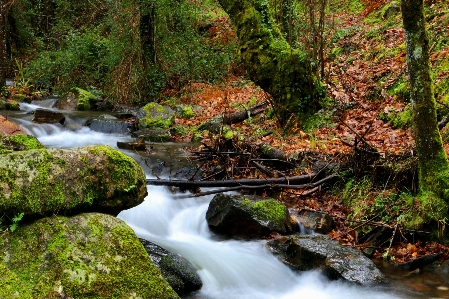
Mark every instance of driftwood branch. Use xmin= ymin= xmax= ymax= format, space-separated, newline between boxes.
xmin=222 ymin=101 xmax=269 ymax=125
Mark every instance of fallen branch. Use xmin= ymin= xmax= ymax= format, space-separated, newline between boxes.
xmin=173 ymin=175 xmax=338 ymax=199
xmin=147 ymin=173 xmax=318 ymax=187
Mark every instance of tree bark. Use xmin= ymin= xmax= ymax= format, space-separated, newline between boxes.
xmin=0 ymin=0 xmax=6 ymax=89
xmin=217 ymin=0 xmax=324 ymax=127
xmin=401 ymin=0 xmax=449 ymax=219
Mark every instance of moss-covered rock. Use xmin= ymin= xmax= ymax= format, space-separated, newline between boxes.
xmin=0 ymin=134 xmax=45 ymax=152
xmin=0 ymin=99 xmax=20 ymax=111
xmin=136 ymin=103 xmax=175 ymax=129
xmin=0 ymin=145 xmax=147 ymax=219
xmin=0 ymin=213 xmax=179 ymax=299
xmin=54 ymin=87 xmax=99 ymax=111
xmin=206 ymin=194 xmax=294 ymax=238
xmin=132 ymin=127 xmax=171 ymax=142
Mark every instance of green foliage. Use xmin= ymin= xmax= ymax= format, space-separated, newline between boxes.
xmin=379 ymin=105 xmax=413 ymax=129
xmin=12 ymin=0 xmax=236 ymax=104
xmin=0 ymin=212 xmax=24 ymax=233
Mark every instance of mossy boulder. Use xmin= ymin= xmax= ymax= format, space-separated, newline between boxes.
xmin=174 ymin=105 xmax=196 ymax=119
xmin=53 ymin=87 xmax=99 ymax=111
xmin=0 ymin=145 xmax=147 ymax=219
xmin=0 ymin=213 xmax=179 ymax=299
xmin=0 ymin=134 xmax=45 ymax=152
xmin=136 ymin=103 xmax=175 ymax=129
xmin=267 ymin=235 xmax=389 ymax=285
xmin=0 ymin=99 xmax=20 ymax=111
xmin=206 ymin=194 xmax=294 ymax=238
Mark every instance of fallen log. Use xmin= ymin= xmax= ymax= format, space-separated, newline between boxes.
xmin=146 ymin=173 xmax=318 ymax=187
xmin=174 ymin=175 xmax=337 ymax=198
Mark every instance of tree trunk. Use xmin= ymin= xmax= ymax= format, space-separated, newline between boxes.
xmin=401 ymin=0 xmax=449 ymax=221
xmin=217 ymin=0 xmax=324 ymax=127
xmin=0 ymin=0 xmax=6 ymax=89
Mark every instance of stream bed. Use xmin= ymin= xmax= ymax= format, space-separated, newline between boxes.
xmin=2 ymin=99 xmax=448 ymax=299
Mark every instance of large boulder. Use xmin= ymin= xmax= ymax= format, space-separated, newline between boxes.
xmin=0 ymin=145 xmax=147 ymax=218
xmin=136 ymin=103 xmax=175 ymax=129
xmin=206 ymin=194 xmax=294 ymax=238
xmin=85 ymin=114 xmax=134 ymax=134
xmin=140 ymin=239 xmax=202 ymax=296
xmin=267 ymin=235 xmax=389 ymax=285
xmin=293 ymin=210 xmax=334 ymax=234
xmin=0 ymin=213 xmax=179 ymax=299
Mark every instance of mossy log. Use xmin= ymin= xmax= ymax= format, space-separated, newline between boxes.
xmin=217 ymin=0 xmax=324 ymax=126
xmin=0 ymin=145 xmax=147 ymax=218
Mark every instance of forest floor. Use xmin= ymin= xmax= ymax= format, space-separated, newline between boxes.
xmin=162 ymin=0 xmax=449 ymax=266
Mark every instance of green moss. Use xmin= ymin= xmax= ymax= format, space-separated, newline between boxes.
xmin=0 ymin=213 xmax=178 ymax=298
xmin=2 ymin=134 xmax=45 ymax=151
xmin=12 ymin=94 xmax=27 ymax=102
xmin=70 ymin=87 xmax=98 ymax=111
xmin=180 ymin=106 xmax=195 ymax=119
xmin=0 ymin=262 xmax=33 ymax=298
xmin=379 ymin=104 xmax=413 ymax=129
xmin=251 ymin=199 xmax=288 ymax=223
xmin=139 ymin=103 xmax=175 ymax=129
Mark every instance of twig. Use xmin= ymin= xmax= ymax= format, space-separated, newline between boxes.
xmin=331 ymin=213 xmax=380 ymax=240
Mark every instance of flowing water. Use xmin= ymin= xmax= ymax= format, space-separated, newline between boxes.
xmin=2 ymin=100 xmax=447 ymax=299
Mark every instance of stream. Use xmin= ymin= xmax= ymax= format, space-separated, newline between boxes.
xmin=2 ymin=98 xmax=448 ymax=299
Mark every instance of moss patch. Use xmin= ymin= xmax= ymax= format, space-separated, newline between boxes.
xmin=138 ymin=103 xmax=175 ymax=129
xmin=70 ymin=87 xmax=98 ymax=111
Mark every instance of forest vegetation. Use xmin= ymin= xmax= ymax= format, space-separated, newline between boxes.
xmin=1 ymin=0 xmax=449 ymax=263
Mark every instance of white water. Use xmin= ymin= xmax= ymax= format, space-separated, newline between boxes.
xmin=3 ymin=101 xmax=423 ymax=299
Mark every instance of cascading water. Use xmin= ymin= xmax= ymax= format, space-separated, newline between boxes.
xmin=3 ymin=101 xmax=429 ymax=299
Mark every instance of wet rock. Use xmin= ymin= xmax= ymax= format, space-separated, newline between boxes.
xmin=136 ymin=103 xmax=175 ymax=129
xmin=0 ymin=115 xmax=26 ymax=136
xmin=396 ymin=252 xmax=443 ymax=271
xmin=32 ymin=108 xmax=65 ymax=124
xmin=0 ymin=213 xmax=179 ymax=299
xmin=132 ymin=127 xmax=171 ymax=142
xmin=294 ymin=211 xmax=333 ymax=234
xmin=267 ymin=235 xmax=389 ymax=285
xmin=140 ymin=239 xmax=202 ymax=296
xmin=150 ymin=159 xmax=166 ymax=177
xmin=0 ymin=145 xmax=147 ymax=219
xmin=85 ymin=114 xmax=134 ymax=134
xmin=206 ymin=194 xmax=294 ymax=238
xmin=117 ymin=138 xmax=147 ymax=151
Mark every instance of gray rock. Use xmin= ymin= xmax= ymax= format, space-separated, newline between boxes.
xmin=382 ymin=2 xmax=401 ymax=19
xmin=140 ymin=239 xmax=202 ymax=296
xmin=206 ymin=194 xmax=294 ymax=238
xmin=267 ymin=235 xmax=389 ymax=285
xmin=396 ymin=252 xmax=443 ymax=271
xmin=86 ymin=114 xmax=134 ymax=134
xmin=294 ymin=211 xmax=334 ymax=234
xmin=0 ymin=213 xmax=179 ymax=299
xmin=32 ymin=108 xmax=65 ymax=124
